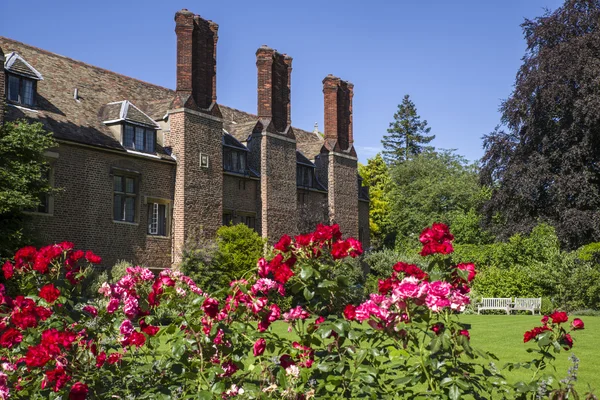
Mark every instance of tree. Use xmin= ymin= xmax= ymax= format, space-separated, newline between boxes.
xmin=480 ymin=0 xmax=600 ymax=249
xmin=381 ymin=94 xmax=435 ymax=165
xmin=358 ymin=153 xmax=394 ymax=248
xmin=0 ymin=120 xmax=56 ymax=258
xmin=390 ymin=150 xmax=488 ymax=248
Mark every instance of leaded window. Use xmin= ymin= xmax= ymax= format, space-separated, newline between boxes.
xmin=113 ymin=175 xmax=136 ymax=222
xmin=123 ymin=124 xmax=156 ymax=154
xmin=147 ymin=203 xmax=167 ymax=236
xmin=223 ymin=148 xmax=247 ymax=173
xmin=6 ymin=73 xmax=36 ymax=106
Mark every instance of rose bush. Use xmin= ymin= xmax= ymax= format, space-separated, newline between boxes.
xmin=0 ymin=224 xmax=594 ymax=399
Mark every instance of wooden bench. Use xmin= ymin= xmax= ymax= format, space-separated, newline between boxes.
xmin=477 ymin=298 xmax=512 ymax=315
xmin=510 ymin=297 xmax=541 ymax=315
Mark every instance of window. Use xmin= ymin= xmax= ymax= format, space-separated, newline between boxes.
xmin=244 ymin=215 xmax=256 ymax=231
xmin=123 ymin=124 xmax=156 ymax=154
xmin=7 ymin=73 xmax=36 ymax=106
xmin=223 ymin=148 xmax=247 ymax=173
xmin=113 ymin=175 xmax=137 ymax=222
xmin=223 ymin=212 xmax=233 ymax=226
xmin=297 ymin=165 xmax=313 ymax=188
xmin=147 ymin=202 xmax=168 ymax=236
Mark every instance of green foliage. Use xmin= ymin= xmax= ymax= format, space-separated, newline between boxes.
xmin=358 ymin=154 xmax=394 ymax=247
xmin=0 ymin=120 xmax=56 ymax=258
xmin=390 ymin=150 xmax=488 ymax=247
xmin=180 ymin=224 xmax=265 ymax=293
xmin=577 ymin=242 xmax=600 ymax=263
xmin=381 ymin=94 xmax=435 ymax=165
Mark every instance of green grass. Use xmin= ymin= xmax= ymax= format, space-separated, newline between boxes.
xmin=462 ymin=315 xmax=599 ymax=394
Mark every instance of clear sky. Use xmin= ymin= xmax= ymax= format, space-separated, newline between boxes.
xmin=1 ymin=0 xmax=564 ymax=164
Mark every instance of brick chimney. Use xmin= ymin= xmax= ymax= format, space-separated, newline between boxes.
xmin=316 ymin=75 xmax=358 ymax=239
xmin=0 ymin=48 xmax=5 ymax=125
xmin=256 ymin=46 xmax=292 ymax=133
xmin=173 ymin=9 xmax=219 ymax=112
xmin=323 ymin=75 xmax=354 ymax=153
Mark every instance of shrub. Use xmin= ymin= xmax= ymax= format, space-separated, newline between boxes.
xmin=180 ymin=224 xmax=265 ymax=294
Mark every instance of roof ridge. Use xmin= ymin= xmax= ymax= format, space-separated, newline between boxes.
xmin=0 ymin=36 xmax=175 ymax=94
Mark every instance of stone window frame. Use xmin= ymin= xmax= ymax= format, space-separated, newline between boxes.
xmin=146 ymin=197 xmax=171 ymax=238
xmin=111 ymin=168 xmax=140 ymax=225
xmin=6 ymin=72 xmax=37 ymax=107
xmin=122 ymin=123 xmax=156 ymax=154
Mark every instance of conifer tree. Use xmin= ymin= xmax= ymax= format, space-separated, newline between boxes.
xmin=381 ymin=94 xmax=435 ymax=165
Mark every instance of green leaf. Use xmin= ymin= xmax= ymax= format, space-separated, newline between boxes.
xmin=197 ymin=391 xmax=212 ymax=400
xmin=301 ymin=265 xmax=314 ymax=280
xmin=303 ymin=287 xmax=314 ymax=301
xmin=318 ymin=279 xmax=336 ymax=288
xmin=448 ymin=385 xmax=461 ymax=400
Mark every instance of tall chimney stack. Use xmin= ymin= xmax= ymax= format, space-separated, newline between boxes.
xmin=256 ymin=46 xmax=292 ymax=133
xmin=323 ymin=75 xmax=354 ymax=152
xmin=174 ymin=9 xmax=218 ymax=110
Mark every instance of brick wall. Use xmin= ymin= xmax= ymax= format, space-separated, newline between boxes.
xmin=0 ymin=48 xmax=5 ymax=125
xmin=28 ymin=142 xmax=175 ymax=269
xmin=168 ymin=109 xmax=223 ymax=265
xmin=222 ymin=174 xmax=258 ymax=216
xmin=297 ymin=189 xmax=328 ymax=234
xmin=328 ymin=154 xmax=359 ymax=238
xmin=358 ymin=200 xmax=370 ymax=248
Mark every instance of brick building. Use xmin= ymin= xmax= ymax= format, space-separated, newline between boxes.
xmin=0 ymin=9 xmax=370 ymax=269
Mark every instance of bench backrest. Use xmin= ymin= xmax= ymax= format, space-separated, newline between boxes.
xmin=480 ymin=298 xmax=512 ymax=307
xmin=514 ymin=298 xmax=541 ymax=308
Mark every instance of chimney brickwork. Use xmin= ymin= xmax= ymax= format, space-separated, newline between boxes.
xmin=169 ymin=9 xmax=223 ymax=265
xmin=319 ymin=75 xmax=359 ymax=239
xmin=0 ymin=48 xmax=5 ymax=125
xmin=251 ymin=46 xmax=297 ymax=242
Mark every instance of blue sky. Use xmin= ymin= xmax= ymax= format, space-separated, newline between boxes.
xmin=1 ymin=0 xmax=564 ymax=164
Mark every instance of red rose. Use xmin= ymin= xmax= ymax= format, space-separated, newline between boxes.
xmin=431 ymin=323 xmax=444 ymax=335
xmin=82 ymin=305 xmax=98 ymax=317
xmin=279 ymin=354 xmax=295 ymax=369
xmin=69 ymin=382 xmax=89 ymax=400
xmin=560 ymin=333 xmax=574 ymax=349
xmin=541 ymin=315 xmax=549 ymax=324
xmin=523 ymin=325 xmax=551 ymax=343
xmin=331 ymin=240 xmax=351 ymax=260
xmin=572 ymin=318 xmax=584 ymax=330
xmin=0 ymin=327 xmax=23 ymax=348
xmin=253 ymin=338 xmax=266 ymax=356
xmin=107 ymin=352 xmax=122 ymax=365
xmin=274 ymin=234 xmax=292 ymax=252
xmin=343 ymin=304 xmax=356 ymax=321
xmin=459 ymin=329 xmax=470 ymax=340
xmin=550 ymin=311 xmax=569 ymax=324
xmin=455 ymin=263 xmax=477 ymax=282
xmin=272 ymin=264 xmax=294 ymax=284
xmin=85 ymin=251 xmax=102 ymax=264
xmin=378 ymin=278 xmax=394 ymax=294
xmin=44 ymin=367 xmax=71 ymax=392
xmin=39 ymin=284 xmax=61 ymax=303
xmin=96 ymin=352 xmax=107 ymax=368
xmin=2 ymin=261 xmax=14 ymax=280
xmin=140 ymin=319 xmax=160 ymax=336
xmin=202 ymin=298 xmax=219 ymax=318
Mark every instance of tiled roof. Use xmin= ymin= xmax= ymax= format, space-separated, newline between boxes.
xmin=222 ymin=131 xmax=248 ymax=150
xmin=4 ymin=52 xmax=43 ymax=80
xmin=0 ymin=37 xmax=325 ymax=162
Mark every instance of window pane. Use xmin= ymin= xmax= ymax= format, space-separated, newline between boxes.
xmin=22 ymin=79 xmax=34 ymax=105
xmin=114 ymin=194 xmax=123 ymax=221
xmin=158 ymin=204 xmax=166 ymax=236
xmin=224 ymin=149 xmax=232 ymax=171
xmin=232 ymin=152 xmax=238 ymax=172
xmin=125 ymin=197 xmax=135 ymax=222
xmin=134 ymin=127 xmax=144 ymax=151
xmin=145 ymin=130 xmax=155 ymax=153
xmin=113 ymin=176 xmax=123 ymax=192
xmin=8 ymin=75 xmax=19 ymax=102
xmin=240 ymin=153 xmax=246 ymax=172
xmin=148 ymin=203 xmax=158 ymax=234
xmin=125 ymin=178 xmax=135 ymax=194
xmin=123 ymin=125 xmax=134 ymax=148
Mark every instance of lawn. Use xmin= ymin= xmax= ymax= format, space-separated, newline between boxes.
xmin=461 ymin=315 xmax=599 ymax=394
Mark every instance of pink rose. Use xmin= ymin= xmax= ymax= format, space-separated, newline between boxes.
xmin=572 ymin=318 xmax=584 ymax=330
xmin=253 ymin=338 xmax=266 ymax=356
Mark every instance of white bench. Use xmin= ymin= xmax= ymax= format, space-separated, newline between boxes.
xmin=510 ymin=297 xmax=541 ymax=315
xmin=477 ymin=298 xmax=512 ymax=315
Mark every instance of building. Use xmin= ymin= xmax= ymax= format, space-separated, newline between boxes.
xmin=0 ymin=9 xmax=370 ymax=269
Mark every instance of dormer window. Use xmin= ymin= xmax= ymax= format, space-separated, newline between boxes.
xmin=4 ymin=52 xmax=43 ymax=107
xmin=123 ymin=123 xmax=156 ymax=154
xmin=7 ymin=74 xmax=36 ymax=106
xmin=297 ymin=165 xmax=313 ymax=187
xmin=223 ymin=148 xmax=247 ymax=173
